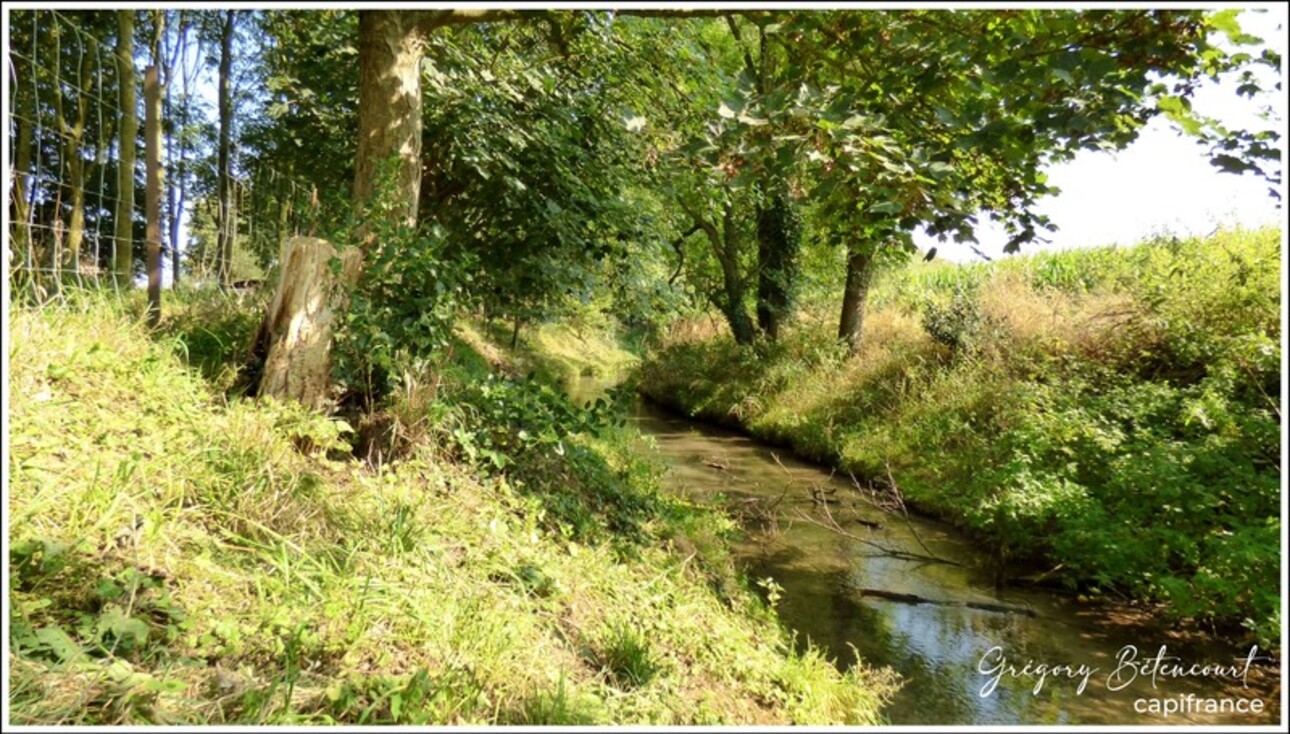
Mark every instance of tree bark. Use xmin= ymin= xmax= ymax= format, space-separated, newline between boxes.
xmin=838 ymin=244 xmax=875 ymax=356
xmin=684 ymin=201 xmax=756 ymax=346
xmin=755 ymin=185 xmax=800 ymax=341
xmin=164 ymin=11 xmax=189 ymax=286
xmin=251 ymin=237 xmax=362 ymax=408
xmin=65 ymin=36 xmax=97 ymax=277
xmin=11 ymin=48 xmax=35 ymax=284
xmin=216 ymin=10 xmax=235 ymax=287
xmin=144 ymin=65 xmax=163 ymax=327
xmin=718 ymin=203 xmax=757 ymax=345
xmin=353 ymin=10 xmax=425 ymax=241
xmin=113 ymin=11 xmax=138 ymax=288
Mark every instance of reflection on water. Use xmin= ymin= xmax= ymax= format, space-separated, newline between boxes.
xmin=566 ymin=376 xmax=1280 ymax=725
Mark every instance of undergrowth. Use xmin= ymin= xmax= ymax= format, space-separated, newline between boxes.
xmin=640 ymin=227 xmax=1282 ymax=651
xmin=7 ymin=289 xmax=895 ymax=725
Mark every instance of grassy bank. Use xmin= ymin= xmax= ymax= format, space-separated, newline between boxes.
xmin=7 ymin=291 xmax=895 ymax=725
xmin=640 ymin=227 xmax=1282 ymax=649
xmin=455 ymin=315 xmax=640 ymax=389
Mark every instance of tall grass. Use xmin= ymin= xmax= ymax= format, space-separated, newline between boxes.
xmin=7 ymin=289 xmax=895 ymax=725
xmin=641 ymin=227 xmax=1282 ymax=649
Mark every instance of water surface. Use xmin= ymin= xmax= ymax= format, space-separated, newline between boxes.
xmin=570 ymin=376 xmax=1281 ymax=725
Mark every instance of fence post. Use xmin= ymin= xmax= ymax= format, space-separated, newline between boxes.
xmin=144 ymin=65 xmax=163 ymax=326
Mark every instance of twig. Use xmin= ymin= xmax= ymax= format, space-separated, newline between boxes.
xmin=792 ymin=504 xmax=961 ymax=567
xmin=881 ymin=461 xmax=941 ymax=563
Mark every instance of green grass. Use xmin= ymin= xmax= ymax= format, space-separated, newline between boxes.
xmin=7 ymin=289 xmax=895 ymax=725
xmin=460 ymin=316 xmax=641 ymax=388
xmin=640 ymin=227 xmax=1282 ymax=650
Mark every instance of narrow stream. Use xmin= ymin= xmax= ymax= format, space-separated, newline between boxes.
xmin=568 ymin=376 xmax=1280 ymax=726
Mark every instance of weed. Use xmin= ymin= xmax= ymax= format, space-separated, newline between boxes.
xmin=587 ymin=622 xmax=662 ymax=689
xmin=641 ymin=226 xmax=1282 ymax=650
xmin=8 ymin=289 xmax=896 ymax=724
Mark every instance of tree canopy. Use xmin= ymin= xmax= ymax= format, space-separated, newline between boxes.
xmin=7 ymin=7 xmax=1282 ymax=365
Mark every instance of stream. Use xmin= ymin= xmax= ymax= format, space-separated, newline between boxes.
xmin=567 ymin=376 xmax=1281 ymax=726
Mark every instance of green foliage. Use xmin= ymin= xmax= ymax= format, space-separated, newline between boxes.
xmin=447 ymin=373 xmax=623 ymax=472
xmin=588 ymin=623 xmax=662 ymax=689
xmin=8 ymin=290 xmax=896 ymax=725
xmin=420 ymin=20 xmax=662 ymax=331
xmin=920 ymin=285 xmax=986 ymax=354
xmin=642 ymin=227 xmax=1282 ymax=649
xmin=161 ymin=285 xmax=268 ymax=391
xmin=11 ymin=539 xmax=190 ymax=667
xmin=333 ymin=162 xmax=477 ymax=402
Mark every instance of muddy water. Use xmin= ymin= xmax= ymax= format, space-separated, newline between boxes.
xmin=567 ymin=377 xmax=1281 ymax=726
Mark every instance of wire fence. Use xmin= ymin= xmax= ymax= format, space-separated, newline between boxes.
xmin=7 ymin=9 xmax=319 ymax=309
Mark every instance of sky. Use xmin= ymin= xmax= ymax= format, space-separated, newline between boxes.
xmin=919 ymin=6 xmax=1288 ymax=263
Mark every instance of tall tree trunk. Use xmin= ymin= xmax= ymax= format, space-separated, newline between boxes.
xmin=353 ymin=10 xmax=424 ymax=240
xmin=838 ymin=244 xmax=876 ymax=356
xmin=144 ymin=65 xmax=163 ymax=326
xmin=11 ymin=52 xmax=35 ymax=285
xmin=719 ymin=203 xmax=756 ymax=346
xmin=64 ymin=37 xmax=96 ymax=278
xmin=216 ymin=10 xmax=235 ymax=288
xmin=164 ymin=11 xmax=189 ymax=286
xmin=683 ymin=201 xmax=756 ymax=346
xmin=114 ymin=11 xmax=137 ymax=288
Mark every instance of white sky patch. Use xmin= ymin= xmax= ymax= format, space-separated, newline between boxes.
xmin=917 ymin=6 xmax=1288 ymax=263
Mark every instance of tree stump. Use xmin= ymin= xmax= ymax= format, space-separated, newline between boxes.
xmin=250 ymin=236 xmax=361 ymax=409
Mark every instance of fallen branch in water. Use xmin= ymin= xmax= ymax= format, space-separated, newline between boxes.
xmin=853 ymin=587 xmax=1037 ymax=617
xmin=768 ymin=453 xmax=885 ymax=529
xmin=882 ymin=462 xmax=940 ymax=563
xmin=791 ymin=502 xmax=962 ymax=567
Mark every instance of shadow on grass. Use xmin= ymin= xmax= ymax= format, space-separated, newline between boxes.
xmin=157 ymin=287 xmax=267 ymax=394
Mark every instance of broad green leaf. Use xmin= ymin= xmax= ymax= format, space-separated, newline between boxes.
xmin=35 ymin=626 xmax=87 ymax=662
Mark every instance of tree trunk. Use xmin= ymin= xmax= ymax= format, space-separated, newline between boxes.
xmin=251 ymin=237 xmax=362 ymax=409
xmin=718 ymin=203 xmax=757 ymax=346
xmin=216 ymin=10 xmax=235 ymax=288
xmin=838 ymin=245 xmax=876 ymax=356
xmin=65 ymin=37 xmax=96 ymax=278
xmin=164 ymin=11 xmax=189 ymax=286
xmin=144 ymin=65 xmax=163 ymax=327
xmin=114 ymin=11 xmax=137 ymax=288
xmin=353 ymin=10 xmax=425 ymax=241
xmin=11 ymin=51 xmax=35 ymax=285
xmin=684 ymin=201 xmax=756 ymax=346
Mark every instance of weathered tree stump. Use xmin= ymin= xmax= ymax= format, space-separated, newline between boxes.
xmin=250 ymin=236 xmax=361 ymax=409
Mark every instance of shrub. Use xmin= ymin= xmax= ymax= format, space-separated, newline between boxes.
xmin=920 ymin=285 xmax=985 ymax=353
